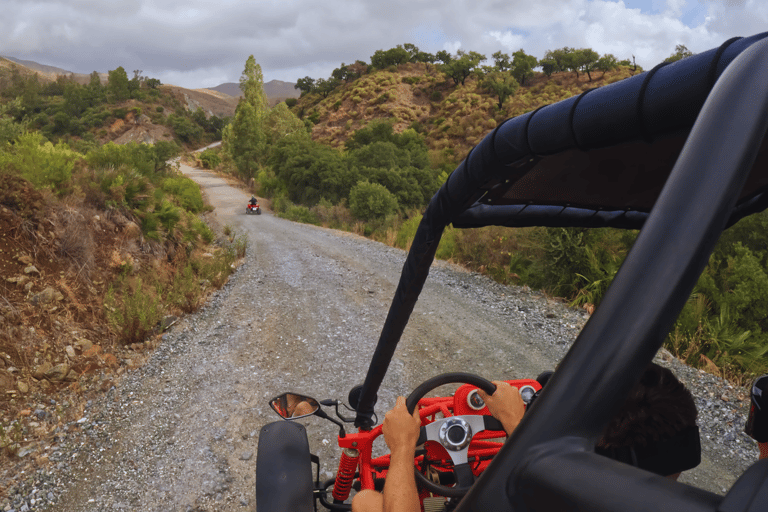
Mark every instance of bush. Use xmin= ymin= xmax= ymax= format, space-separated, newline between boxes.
xmin=281 ymin=204 xmax=320 ymax=225
xmin=285 ymin=98 xmax=297 ymax=108
xmin=198 ymin=149 xmax=221 ymax=169
xmin=349 ymin=181 xmax=399 ymax=221
xmin=0 ymin=132 xmax=80 ymax=194
xmin=105 ymin=277 xmax=163 ymax=345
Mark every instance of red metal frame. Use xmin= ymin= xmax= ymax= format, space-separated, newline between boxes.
xmin=333 ymin=379 xmax=541 ymax=502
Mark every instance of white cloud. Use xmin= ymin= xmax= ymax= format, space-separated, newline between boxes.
xmin=0 ymin=0 xmax=766 ymax=88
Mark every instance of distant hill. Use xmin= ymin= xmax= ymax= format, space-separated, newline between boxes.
xmin=1 ymin=56 xmax=75 ymax=76
xmin=292 ymin=62 xmax=640 ymax=158
xmin=208 ymin=80 xmax=300 ymax=106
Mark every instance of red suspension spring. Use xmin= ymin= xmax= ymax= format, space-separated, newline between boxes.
xmin=332 ymin=448 xmax=360 ymax=503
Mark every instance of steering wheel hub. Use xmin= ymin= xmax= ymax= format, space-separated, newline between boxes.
xmin=439 ymin=417 xmax=472 ymax=451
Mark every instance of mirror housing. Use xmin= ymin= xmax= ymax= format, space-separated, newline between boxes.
xmin=270 ymin=393 xmax=320 ymax=419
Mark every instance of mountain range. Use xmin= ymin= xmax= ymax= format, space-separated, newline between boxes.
xmin=0 ymin=56 xmax=299 ymax=105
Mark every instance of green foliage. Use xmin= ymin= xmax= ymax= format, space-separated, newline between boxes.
xmin=482 ymin=71 xmax=519 ymax=109
xmin=105 ymin=277 xmax=163 ymax=345
xmin=162 ymin=176 xmax=205 ymax=212
xmin=371 ymin=46 xmax=411 ymax=69
xmin=223 ymin=55 xmax=282 ymax=180
xmin=349 ymin=180 xmax=398 ymax=221
xmin=85 ymin=140 xmax=176 ymax=175
xmin=664 ymin=44 xmax=694 ymax=63
xmin=539 ymin=227 xmax=632 ymax=300
xmin=198 ymin=148 xmax=221 ymax=169
xmin=107 ymin=66 xmax=131 ymax=102
xmin=281 ymin=203 xmax=321 ymax=224
xmin=441 ymin=50 xmax=487 ymax=86
xmin=510 ymin=49 xmax=538 ymax=86
xmin=269 ymin=133 xmax=354 ymax=204
xmin=595 ymin=54 xmax=620 ymax=77
xmin=0 ymin=100 xmax=25 ymax=145
xmin=168 ymin=113 xmax=203 ymax=143
xmin=0 ymin=132 xmax=79 ymax=194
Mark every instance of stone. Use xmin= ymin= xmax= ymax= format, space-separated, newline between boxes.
xmin=16 ymin=254 xmax=33 ymax=265
xmin=124 ymin=222 xmax=141 ymax=239
xmin=161 ymin=315 xmax=178 ymax=331
xmin=30 ymin=287 xmax=64 ymax=306
xmin=17 ymin=381 xmax=29 ymax=393
xmin=45 ymin=363 xmax=69 ymax=382
xmin=65 ymin=346 xmax=76 ymax=359
xmin=74 ymin=339 xmax=94 ymax=352
xmin=6 ymin=275 xmax=29 ymax=286
xmin=24 ymin=265 xmax=40 ymax=275
xmin=32 ymin=362 xmax=52 ymax=380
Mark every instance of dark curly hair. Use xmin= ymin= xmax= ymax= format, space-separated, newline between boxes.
xmin=597 ymin=362 xmax=697 ymax=449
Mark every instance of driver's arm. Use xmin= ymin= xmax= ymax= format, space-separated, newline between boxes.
xmin=381 ymin=396 xmax=421 ymax=512
xmin=477 ymin=381 xmax=525 ymax=436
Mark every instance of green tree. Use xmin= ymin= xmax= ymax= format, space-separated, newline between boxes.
xmin=370 ymin=46 xmax=410 ymax=69
xmin=269 ymin=134 xmax=355 ymax=204
xmin=265 ymin=102 xmax=306 ymax=147
xmin=108 ymin=66 xmax=130 ymax=102
xmin=315 ymin=77 xmax=342 ymax=98
xmin=595 ymin=54 xmax=620 ymax=77
xmin=441 ymin=50 xmax=486 ymax=86
xmin=224 ymin=55 xmax=270 ymax=178
xmin=228 ymin=100 xmax=262 ymax=177
xmin=492 ymin=51 xmax=511 ymax=72
xmin=295 ymin=76 xmax=315 ymax=96
xmin=436 ymin=50 xmax=453 ymax=65
xmin=510 ymin=49 xmax=538 ymax=86
xmin=86 ymin=71 xmax=106 ymax=104
xmin=332 ymin=64 xmax=355 ymax=83
xmin=482 ymin=71 xmax=520 ymax=109
xmin=576 ymin=48 xmax=600 ymax=81
xmin=0 ymin=99 xmax=25 ymax=145
xmin=240 ymin=56 xmax=269 ymax=110
xmin=664 ymin=44 xmax=694 ymax=63
xmin=349 ymin=180 xmax=399 ymax=221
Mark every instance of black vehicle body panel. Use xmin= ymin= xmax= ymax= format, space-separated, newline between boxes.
xmin=256 ymin=421 xmax=314 ymax=512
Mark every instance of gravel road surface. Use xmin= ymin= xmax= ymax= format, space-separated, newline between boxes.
xmin=4 ymin=162 xmax=760 ymax=511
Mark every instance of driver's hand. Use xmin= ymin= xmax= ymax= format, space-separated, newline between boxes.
xmin=477 ymin=381 xmax=525 ymax=435
xmin=382 ymin=396 xmax=422 ymax=455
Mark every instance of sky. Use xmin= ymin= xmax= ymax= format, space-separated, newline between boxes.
xmin=1 ymin=0 xmax=767 ymax=90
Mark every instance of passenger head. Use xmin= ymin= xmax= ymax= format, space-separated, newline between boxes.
xmin=596 ymin=362 xmax=700 ymax=479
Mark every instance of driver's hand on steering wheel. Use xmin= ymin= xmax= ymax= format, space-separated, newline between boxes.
xmin=477 ymin=381 xmax=525 ymax=435
xmin=383 ymin=396 xmax=422 ymax=455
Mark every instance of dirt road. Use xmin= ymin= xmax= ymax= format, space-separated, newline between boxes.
xmin=39 ymin=163 xmax=755 ymax=511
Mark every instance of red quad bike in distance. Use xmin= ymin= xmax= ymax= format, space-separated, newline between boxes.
xmin=257 ymin=32 xmax=768 ymax=512
xmin=246 ymin=200 xmax=261 ymax=215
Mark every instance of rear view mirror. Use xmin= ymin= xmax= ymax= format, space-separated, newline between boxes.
xmin=270 ymin=393 xmax=320 ymax=419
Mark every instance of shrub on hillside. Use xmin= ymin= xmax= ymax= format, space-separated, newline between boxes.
xmin=198 ymin=149 xmax=221 ymax=169
xmin=349 ymin=180 xmax=398 ymax=221
xmin=0 ymin=132 xmax=80 ymax=195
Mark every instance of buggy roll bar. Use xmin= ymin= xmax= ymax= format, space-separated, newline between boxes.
xmin=353 ymin=32 xmax=768 ymax=511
